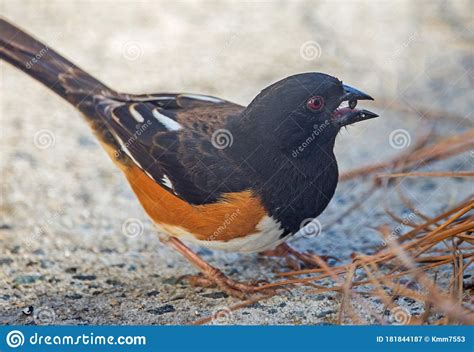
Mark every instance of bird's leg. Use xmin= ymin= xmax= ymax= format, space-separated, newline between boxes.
xmin=163 ymin=237 xmax=271 ymax=299
xmin=260 ymin=242 xmax=336 ymax=270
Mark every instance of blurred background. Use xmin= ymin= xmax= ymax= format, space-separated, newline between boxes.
xmin=0 ymin=0 xmax=472 ymax=325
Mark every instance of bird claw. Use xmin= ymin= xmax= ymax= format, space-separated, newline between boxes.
xmin=183 ymin=272 xmax=274 ymax=299
xmin=260 ymin=243 xmax=335 ymax=270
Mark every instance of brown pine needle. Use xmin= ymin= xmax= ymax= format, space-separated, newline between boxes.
xmin=340 ymin=130 xmax=474 ymax=181
xmin=396 ymin=196 xmax=473 ymax=243
xmin=386 ymin=234 xmax=474 ymax=325
xmin=338 ymin=262 xmax=357 ymax=324
xmin=377 ymin=171 xmax=474 ymax=179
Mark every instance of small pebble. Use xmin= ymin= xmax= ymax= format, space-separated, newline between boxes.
xmin=65 ymin=267 xmax=78 ymax=274
xmin=314 ymin=309 xmax=336 ymax=318
xmin=105 ymin=279 xmax=122 ymax=286
xmin=0 ymin=258 xmax=13 ymax=266
xmin=249 ymin=302 xmax=265 ymax=309
xmin=66 ymin=293 xmax=83 ymax=300
xmin=147 ymin=304 xmax=175 ymax=315
xmin=201 ymin=292 xmax=228 ymax=299
xmin=14 ymin=275 xmax=42 ymax=284
xmin=72 ymin=275 xmax=97 ymax=281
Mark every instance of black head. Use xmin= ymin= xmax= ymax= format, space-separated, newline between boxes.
xmin=239 ymin=73 xmax=378 ymax=157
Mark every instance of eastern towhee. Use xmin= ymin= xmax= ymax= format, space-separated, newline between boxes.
xmin=0 ymin=19 xmax=378 ymax=298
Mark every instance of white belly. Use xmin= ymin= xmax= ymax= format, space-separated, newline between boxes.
xmin=155 ymin=216 xmax=287 ymax=253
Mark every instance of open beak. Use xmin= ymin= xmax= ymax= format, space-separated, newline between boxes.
xmin=332 ymin=84 xmax=378 ymax=127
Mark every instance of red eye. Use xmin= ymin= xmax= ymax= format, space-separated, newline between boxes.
xmin=306 ymin=96 xmax=324 ymax=111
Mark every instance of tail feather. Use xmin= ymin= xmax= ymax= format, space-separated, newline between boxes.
xmin=0 ymin=18 xmax=114 ymax=112
xmin=0 ymin=18 xmax=135 ymax=166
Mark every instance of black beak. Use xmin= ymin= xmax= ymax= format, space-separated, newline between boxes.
xmin=333 ymin=109 xmax=379 ymax=127
xmin=341 ymin=84 xmax=374 ymax=101
xmin=332 ymin=84 xmax=378 ymax=127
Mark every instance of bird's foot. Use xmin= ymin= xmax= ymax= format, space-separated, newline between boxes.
xmin=183 ymin=270 xmax=273 ymax=299
xmin=260 ymin=243 xmax=337 ymax=270
xmin=163 ymin=237 xmax=274 ymax=299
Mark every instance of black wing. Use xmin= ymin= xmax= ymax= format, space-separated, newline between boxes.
xmin=94 ymin=93 xmax=250 ymax=205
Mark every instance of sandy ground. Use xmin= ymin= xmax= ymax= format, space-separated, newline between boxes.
xmin=0 ymin=0 xmax=472 ymax=325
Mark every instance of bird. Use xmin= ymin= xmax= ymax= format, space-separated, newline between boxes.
xmin=0 ymin=18 xmax=378 ymax=298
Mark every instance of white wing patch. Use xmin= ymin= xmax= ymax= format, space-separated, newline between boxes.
xmin=149 ymin=96 xmax=175 ymax=100
xmin=129 ymin=104 xmax=145 ymax=123
xmin=180 ymin=94 xmax=224 ymax=103
xmin=152 ymin=109 xmax=182 ymax=131
xmin=161 ymin=175 xmax=173 ymax=189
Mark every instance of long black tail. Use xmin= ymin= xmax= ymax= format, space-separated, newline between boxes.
xmin=0 ymin=18 xmax=115 ymax=113
xmin=0 ymin=18 xmax=133 ymax=165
